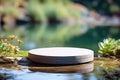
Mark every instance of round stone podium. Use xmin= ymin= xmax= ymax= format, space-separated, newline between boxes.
xmin=28 ymin=47 xmax=94 ymax=65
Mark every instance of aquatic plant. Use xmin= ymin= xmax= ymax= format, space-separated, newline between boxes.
xmin=0 ymin=35 xmax=23 ymax=57
xmin=98 ymin=38 xmax=120 ymax=57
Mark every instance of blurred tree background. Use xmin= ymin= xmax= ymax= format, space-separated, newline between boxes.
xmin=0 ymin=0 xmax=120 ymax=25
xmin=0 ymin=0 xmax=80 ymax=24
xmin=0 ymin=0 xmax=120 ymax=51
xmin=73 ymin=0 xmax=120 ymax=16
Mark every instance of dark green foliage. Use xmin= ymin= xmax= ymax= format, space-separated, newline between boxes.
xmin=73 ymin=0 xmax=120 ymax=16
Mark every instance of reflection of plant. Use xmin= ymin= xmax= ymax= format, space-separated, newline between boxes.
xmin=0 ymin=35 xmax=23 ymax=57
xmin=98 ymin=38 xmax=120 ymax=57
xmin=26 ymin=24 xmax=86 ymax=47
xmin=94 ymin=57 xmax=120 ymax=79
xmin=103 ymin=69 xmax=120 ymax=80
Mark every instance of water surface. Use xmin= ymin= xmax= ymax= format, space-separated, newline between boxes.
xmin=0 ymin=24 xmax=120 ymax=80
xmin=0 ymin=24 xmax=120 ymax=53
xmin=0 ymin=58 xmax=120 ymax=80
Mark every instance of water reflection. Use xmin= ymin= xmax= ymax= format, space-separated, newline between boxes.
xmin=28 ymin=62 xmax=94 ymax=73
xmin=0 ymin=24 xmax=120 ymax=54
xmin=0 ymin=68 xmax=119 ymax=80
xmin=0 ymin=63 xmax=93 ymax=80
xmin=0 ymin=24 xmax=89 ymax=50
xmin=24 ymin=24 xmax=89 ymax=49
xmin=0 ymin=24 xmax=120 ymax=79
xmin=0 ymin=64 xmax=21 ymax=70
xmin=0 ymin=58 xmax=120 ymax=80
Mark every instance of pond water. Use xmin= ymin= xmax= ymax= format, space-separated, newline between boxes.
xmin=0 ymin=24 xmax=120 ymax=54
xmin=0 ymin=58 xmax=120 ymax=80
xmin=0 ymin=24 xmax=120 ymax=80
